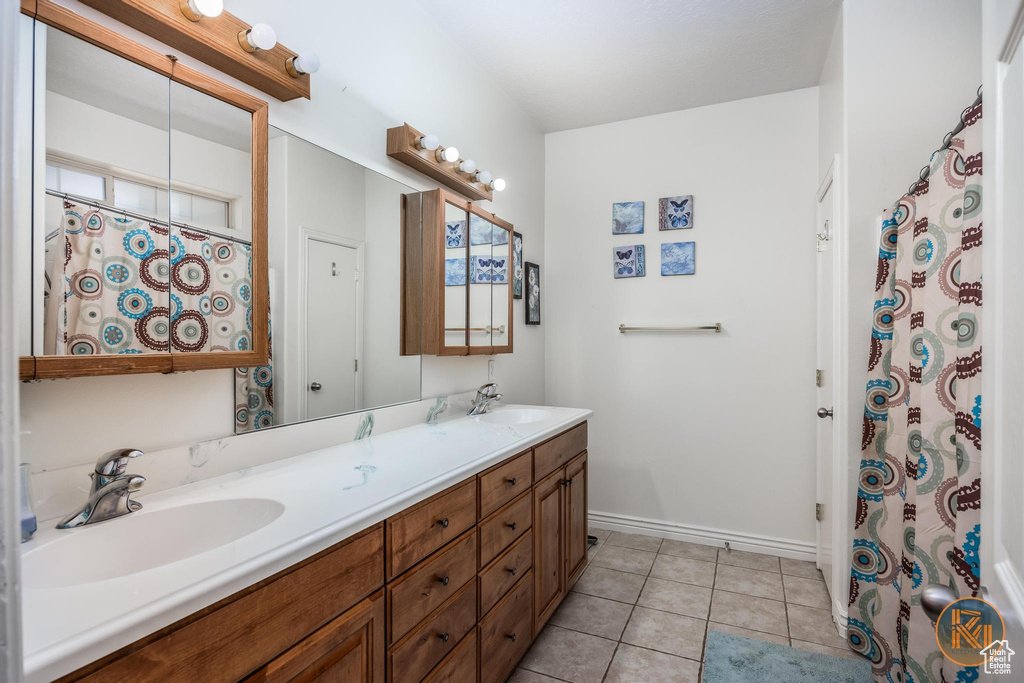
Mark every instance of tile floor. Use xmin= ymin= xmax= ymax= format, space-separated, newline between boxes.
xmin=509 ymin=529 xmax=860 ymax=683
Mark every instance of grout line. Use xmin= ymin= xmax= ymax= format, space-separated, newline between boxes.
xmin=600 ymin=641 xmax=621 ymax=683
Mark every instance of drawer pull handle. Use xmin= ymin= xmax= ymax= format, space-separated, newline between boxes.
xmin=438 ymin=632 xmax=450 ymax=643
xmin=561 ymin=480 xmax=569 ymax=487
xmin=507 ymin=633 xmax=517 ymax=642
xmin=438 ymin=575 xmax=450 ymax=586
xmin=507 ymin=477 xmax=517 ymax=485
xmin=507 ymin=522 xmax=517 ymax=531
xmin=507 ymin=567 xmax=517 ymax=575
xmin=439 ymin=517 xmax=450 ymax=529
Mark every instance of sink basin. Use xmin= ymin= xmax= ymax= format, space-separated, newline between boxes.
xmin=475 ymin=408 xmax=552 ymax=425
xmin=24 ymin=498 xmax=284 ymax=589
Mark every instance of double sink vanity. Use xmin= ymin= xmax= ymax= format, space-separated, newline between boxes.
xmin=22 ymin=405 xmax=592 ymax=682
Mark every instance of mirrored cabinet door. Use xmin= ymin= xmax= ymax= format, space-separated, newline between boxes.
xmin=34 ymin=24 xmax=172 ymax=360
xmin=444 ymin=201 xmax=469 ymax=351
xmin=169 ymin=81 xmax=254 ymax=355
xmin=468 ymin=213 xmax=492 ymax=351
xmin=491 ymin=222 xmax=512 ymax=354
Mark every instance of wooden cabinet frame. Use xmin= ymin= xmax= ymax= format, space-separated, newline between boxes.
xmin=402 ymin=187 xmax=514 ymax=357
xmin=18 ymin=0 xmax=269 ymax=380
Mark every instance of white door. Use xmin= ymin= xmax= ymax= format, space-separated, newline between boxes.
xmin=815 ymin=171 xmax=836 ymax=603
xmin=305 ymin=239 xmax=358 ymax=419
xmin=979 ymin=13 xmax=1024 ymax=676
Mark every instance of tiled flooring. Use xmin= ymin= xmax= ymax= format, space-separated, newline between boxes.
xmin=510 ymin=529 xmax=859 ymax=683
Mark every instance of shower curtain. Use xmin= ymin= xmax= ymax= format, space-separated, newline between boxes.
xmin=847 ymin=102 xmax=982 ymax=683
xmin=234 ymin=311 xmax=274 ymax=432
xmin=48 ymin=200 xmax=252 ymax=355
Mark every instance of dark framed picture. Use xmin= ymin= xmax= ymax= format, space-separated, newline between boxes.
xmin=512 ymin=231 xmax=524 ymax=299
xmin=525 ymin=261 xmax=540 ymax=325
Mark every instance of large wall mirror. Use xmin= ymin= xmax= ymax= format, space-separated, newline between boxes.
xmin=234 ymin=126 xmax=422 ymax=433
xmin=16 ymin=4 xmax=268 ymax=379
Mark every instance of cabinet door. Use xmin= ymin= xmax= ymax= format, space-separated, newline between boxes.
xmin=490 ymin=222 xmax=512 ymax=354
xmin=443 ymin=201 xmax=470 ymax=353
xmin=564 ymin=452 xmax=588 ymax=589
xmin=468 ymin=213 xmax=492 ymax=352
xmin=248 ymin=590 xmax=385 ymax=683
xmin=533 ymin=468 xmax=564 ymax=630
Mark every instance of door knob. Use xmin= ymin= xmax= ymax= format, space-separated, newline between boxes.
xmin=309 ymin=382 xmax=322 ymax=392
xmin=817 ymin=407 xmax=833 ymax=419
xmin=921 ymin=584 xmax=958 ymax=622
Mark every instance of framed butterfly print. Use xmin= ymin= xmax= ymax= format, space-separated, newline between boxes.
xmin=659 ymin=195 xmax=693 ymax=230
xmin=512 ymin=232 xmax=523 ymax=299
xmin=612 ymin=201 xmax=644 ymax=234
xmin=525 ymin=262 xmax=540 ymax=325
xmin=661 ymin=241 xmax=695 ymax=275
xmin=445 ymin=219 xmax=467 ymax=247
xmin=613 ymin=244 xmax=645 ymax=279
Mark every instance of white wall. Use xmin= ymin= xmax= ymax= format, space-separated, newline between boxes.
xmin=19 ymin=0 xmax=545 ymax=479
xmin=545 ymin=88 xmax=819 ymax=550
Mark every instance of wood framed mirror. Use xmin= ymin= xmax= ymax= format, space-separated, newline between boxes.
xmin=17 ymin=0 xmax=268 ymax=379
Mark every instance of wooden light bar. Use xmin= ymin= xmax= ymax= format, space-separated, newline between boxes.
xmin=387 ymin=123 xmax=494 ymax=202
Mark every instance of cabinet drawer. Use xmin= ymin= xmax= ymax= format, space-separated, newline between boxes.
xmin=388 ymin=530 xmax=477 ymax=646
xmin=388 ymin=480 xmax=477 ymax=579
xmin=478 ymin=490 xmax=532 ymax=568
xmin=389 ymin=582 xmax=477 ymax=683
xmin=477 ymin=572 xmax=533 ymax=683
xmin=534 ymin=422 xmax=587 ymax=481
xmin=66 ymin=525 xmax=384 ymax=683
xmin=478 ymin=530 xmax=533 ymax=618
xmin=478 ymin=451 xmax=532 ymax=519
xmin=423 ymin=631 xmax=477 ymax=683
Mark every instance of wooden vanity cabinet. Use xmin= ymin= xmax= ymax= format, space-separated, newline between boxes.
xmin=59 ymin=422 xmax=588 ymax=683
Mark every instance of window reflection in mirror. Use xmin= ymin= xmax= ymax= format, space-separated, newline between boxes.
xmin=36 ymin=24 xmax=171 ymax=356
xmin=468 ymin=213 xmax=492 ymax=348
xmin=444 ymin=202 xmax=469 ymax=349
xmin=234 ymin=127 xmax=422 ymax=433
xmin=169 ymin=81 xmax=253 ymax=355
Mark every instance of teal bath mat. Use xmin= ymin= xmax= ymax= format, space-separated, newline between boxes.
xmin=702 ymin=630 xmax=870 ymax=683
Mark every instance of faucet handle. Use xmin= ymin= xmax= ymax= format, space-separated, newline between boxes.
xmin=477 ymin=382 xmax=498 ymax=396
xmin=95 ymin=448 xmax=143 ymax=477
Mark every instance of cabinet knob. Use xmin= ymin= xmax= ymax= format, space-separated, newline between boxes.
xmin=438 ymin=575 xmax=450 ymax=586
xmin=507 ymin=567 xmax=517 ymax=576
xmin=507 ymin=477 xmax=517 ymax=486
xmin=438 ymin=517 xmax=450 ymax=529
xmin=438 ymin=632 xmax=450 ymax=643
xmin=507 ymin=633 xmax=517 ymax=642
xmin=561 ymin=480 xmax=570 ymax=487
xmin=507 ymin=522 xmax=517 ymax=531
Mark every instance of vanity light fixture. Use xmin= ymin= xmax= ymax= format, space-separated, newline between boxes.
xmin=475 ymin=170 xmax=493 ymax=186
xmin=417 ymin=134 xmax=440 ymax=151
xmin=285 ymin=51 xmax=320 ymax=78
xmin=437 ymin=146 xmax=460 ymax=164
xmin=458 ymin=159 xmax=477 ymax=175
xmin=490 ymin=178 xmax=506 ymax=192
xmin=179 ymin=0 xmax=222 ymax=21
xmin=238 ymin=23 xmax=277 ymax=53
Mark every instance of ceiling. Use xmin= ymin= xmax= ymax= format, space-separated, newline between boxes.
xmin=414 ymin=0 xmax=841 ymax=132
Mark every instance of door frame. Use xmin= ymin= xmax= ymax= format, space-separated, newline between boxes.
xmin=298 ymin=227 xmax=364 ymax=420
xmin=816 ymin=154 xmax=851 ymax=635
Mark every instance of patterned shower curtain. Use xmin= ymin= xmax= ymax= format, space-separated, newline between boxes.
xmin=234 ymin=311 xmax=274 ymax=432
xmin=48 ymin=200 xmax=252 ymax=355
xmin=847 ymin=103 xmax=982 ymax=683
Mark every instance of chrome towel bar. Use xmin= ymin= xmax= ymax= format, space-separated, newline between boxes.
xmin=619 ymin=323 xmax=722 ymax=333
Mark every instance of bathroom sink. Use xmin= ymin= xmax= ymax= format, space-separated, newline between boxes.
xmin=23 ymin=498 xmax=284 ymax=589
xmin=475 ymin=408 xmax=552 ymax=425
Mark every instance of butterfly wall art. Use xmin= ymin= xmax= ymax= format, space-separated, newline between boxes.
xmin=445 ymin=219 xmax=467 ymax=248
xmin=612 ymin=201 xmax=644 ymax=234
xmin=659 ymin=195 xmax=693 ymax=231
xmin=613 ymin=244 xmax=646 ymax=279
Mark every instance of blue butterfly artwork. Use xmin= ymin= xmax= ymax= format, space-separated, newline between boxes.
xmin=659 ymin=195 xmax=693 ymax=231
xmin=613 ymin=245 xmax=645 ymax=279
xmin=445 ymin=258 xmax=466 ymax=286
xmin=661 ymin=241 xmax=695 ymax=275
xmin=470 ymin=255 xmax=493 ymax=283
xmin=492 ymin=257 xmax=508 ymax=282
xmin=612 ymin=201 xmax=644 ymax=234
xmin=445 ymin=220 xmax=467 ymax=248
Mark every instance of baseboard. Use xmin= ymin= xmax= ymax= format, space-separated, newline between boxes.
xmin=833 ymin=597 xmax=849 ymax=638
xmin=588 ymin=510 xmax=817 ymax=562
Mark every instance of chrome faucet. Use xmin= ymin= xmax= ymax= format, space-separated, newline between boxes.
xmin=468 ymin=383 xmax=503 ymax=416
xmin=57 ymin=448 xmax=146 ymax=529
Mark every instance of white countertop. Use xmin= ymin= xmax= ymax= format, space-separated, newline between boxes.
xmin=20 ymin=404 xmax=591 ymax=682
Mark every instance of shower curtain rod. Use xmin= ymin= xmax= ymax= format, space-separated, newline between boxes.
xmin=44 ymin=190 xmax=253 ymax=246
xmin=894 ymin=85 xmax=982 ymax=211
